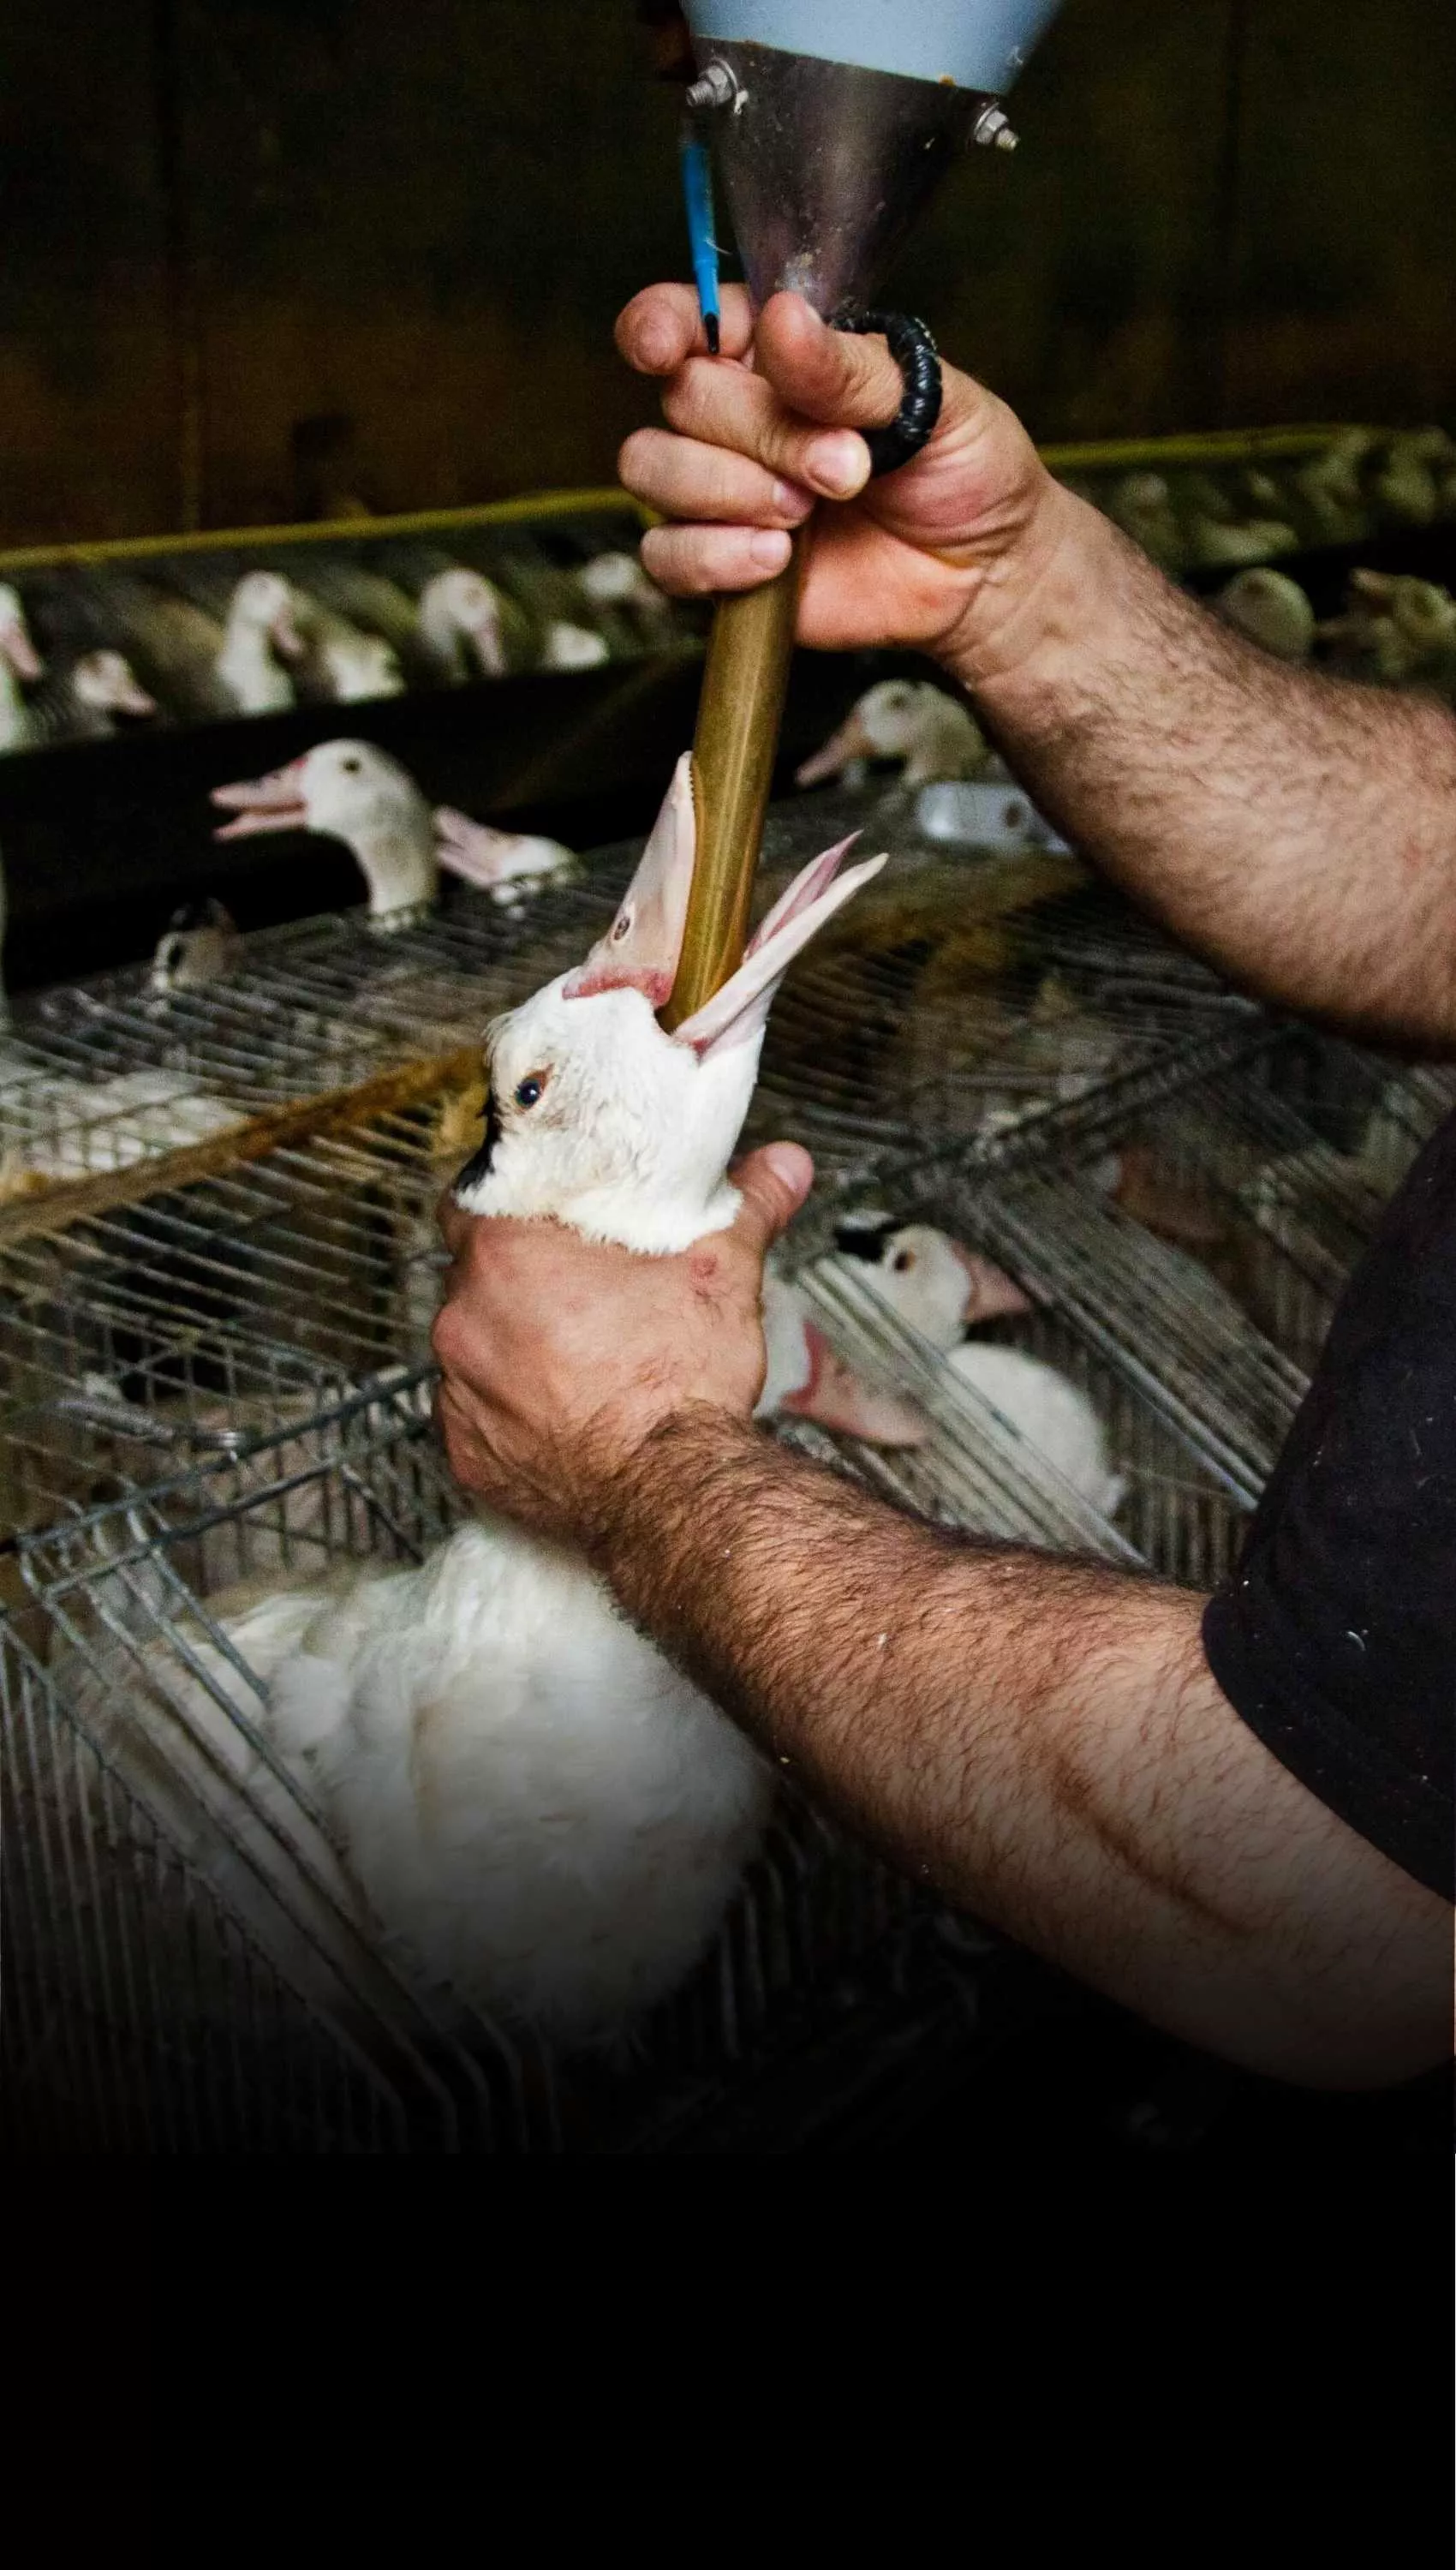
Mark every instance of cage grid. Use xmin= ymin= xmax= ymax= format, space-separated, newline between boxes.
xmin=2 ymin=846 xmax=1447 ymax=2150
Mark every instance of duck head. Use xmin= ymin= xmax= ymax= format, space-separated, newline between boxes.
xmin=212 ymin=738 xmax=437 ymax=921
xmin=833 ymin=1215 xmax=1029 ymax=1350
xmin=226 ymin=571 xmax=307 ymax=660
xmin=419 ymin=569 xmax=507 ymax=679
xmin=71 ymin=650 xmax=158 ymax=719
xmin=452 ymin=752 xmax=885 ymax=1255
xmin=796 ymin=679 xmax=961 ymax=786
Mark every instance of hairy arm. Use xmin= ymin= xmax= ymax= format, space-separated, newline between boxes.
xmin=434 ymin=1161 xmax=1447 ymax=2090
xmin=618 ymin=284 xmax=1456 ymax=1049
xmin=953 ymin=503 xmax=1456 ymax=1049
xmin=582 ymin=1410 xmax=1446 ymax=2089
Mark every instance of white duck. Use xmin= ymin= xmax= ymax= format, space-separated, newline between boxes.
xmin=433 ymin=808 xmax=578 ymax=907
xmin=214 ymin=571 xmax=308 ymax=714
xmin=212 ymin=738 xmax=439 ymax=923
xmin=0 ymin=584 xmax=45 ymax=753
xmin=540 ymin=619 xmax=611 ymax=672
xmin=576 ymin=550 xmax=675 ymax=646
xmin=22 ymin=649 xmax=158 ymax=747
xmin=289 ymin=586 xmax=405 ymax=705
xmin=797 ymin=680 xmax=989 ymax=793
xmin=415 ymin=568 xmax=509 ymax=684
xmin=787 ymin=1216 xmax=1125 ymax=1516
xmin=1215 ymin=569 xmax=1316 ymax=663
xmin=142 ymin=761 xmax=887 ymax=2045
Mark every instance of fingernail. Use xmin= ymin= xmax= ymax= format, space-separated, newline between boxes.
xmin=772 ymin=478 xmax=812 ymax=520
xmin=805 ymin=433 xmax=867 ymax=499
xmin=637 ymin=326 xmax=674 ymax=369
xmin=749 ymin=529 xmax=792 ymax=571
xmin=762 ymin=1142 xmax=815 ymax=1201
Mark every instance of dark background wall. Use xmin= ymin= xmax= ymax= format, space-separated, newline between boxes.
xmin=1 ymin=0 xmax=1452 ymax=547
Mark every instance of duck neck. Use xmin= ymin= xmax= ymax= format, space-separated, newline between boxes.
xmin=0 ymin=660 xmax=30 ymax=752
xmin=417 ymin=595 xmax=472 ymax=683
xmin=350 ymin=820 xmax=439 ymax=923
xmin=218 ymin=618 xmax=291 ymax=714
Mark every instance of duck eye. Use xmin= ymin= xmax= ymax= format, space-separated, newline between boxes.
xmin=892 ymin=1250 xmax=915 ymax=1273
xmin=514 ymin=1073 xmax=546 ymax=1109
xmin=342 ymin=756 xmax=361 ymax=774
xmin=612 ymin=907 xmax=632 ymax=941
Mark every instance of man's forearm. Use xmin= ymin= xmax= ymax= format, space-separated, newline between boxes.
xmin=952 ymin=498 xmax=1456 ymax=1048
xmin=587 ymin=1411 xmax=1444 ymax=2083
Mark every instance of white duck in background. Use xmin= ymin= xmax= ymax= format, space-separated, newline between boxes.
xmin=213 ymin=738 xmax=439 ymax=924
xmin=149 ymin=761 xmax=887 ymax=2045
xmin=541 ymin=619 xmax=611 ymax=672
xmin=23 ymin=649 xmax=158 ymax=747
xmin=415 ymin=569 xmax=509 ymax=684
xmin=785 ymin=1214 xmax=1125 ymax=1517
xmin=214 ymin=571 xmax=307 ymax=714
xmin=1215 ymin=569 xmax=1316 ymax=663
xmin=797 ymin=680 xmax=989 ymax=793
xmin=0 ymin=585 xmax=45 ymax=752
xmin=289 ymin=585 xmax=405 ymax=705
xmin=433 ymin=808 xmax=578 ymax=908
xmin=576 ymin=550 xmax=675 ymax=648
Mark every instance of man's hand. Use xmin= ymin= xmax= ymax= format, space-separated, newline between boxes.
xmin=432 ymin=1143 xmax=813 ymax=1543
xmin=617 ymin=284 xmax=1086 ymax=683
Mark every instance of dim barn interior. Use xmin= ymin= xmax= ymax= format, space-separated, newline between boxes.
xmin=0 ymin=0 xmax=1451 ymax=2157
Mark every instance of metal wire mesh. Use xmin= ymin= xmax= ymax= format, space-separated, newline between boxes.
xmin=2 ymin=816 xmax=1448 ymax=2152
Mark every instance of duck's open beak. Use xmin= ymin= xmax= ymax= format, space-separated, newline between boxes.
xmin=563 ymin=752 xmax=695 ymax=1006
xmin=1 ymin=619 xmax=44 ymax=683
xmin=212 ymin=758 xmax=308 ymax=838
xmin=796 ymin=708 xmax=871 ymax=789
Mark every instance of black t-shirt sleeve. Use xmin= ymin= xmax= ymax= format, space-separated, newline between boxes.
xmin=1202 ymin=1107 xmax=1455 ymax=1901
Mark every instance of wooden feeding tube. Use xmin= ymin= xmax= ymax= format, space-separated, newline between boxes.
xmin=658 ymin=538 xmax=804 ymax=1030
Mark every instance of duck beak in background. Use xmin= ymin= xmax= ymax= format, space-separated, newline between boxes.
xmin=0 ymin=619 xmax=44 ymax=684
xmin=779 ymin=1324 xmax=928 ymax=1448
xmin=563 ymin=751 xmax=697 ymax=1007
xmin=270 ymin=599 xmax=308 ymax=662
xmin=952 ymin=1245 xmax=1033 ymax=1324
xmin=211 ymin=757 xmax=309 ymax=838
xmin=795 ymin=708 xmax=871 ymax=788
xmin=109 ymin=666 xmax=159 ymax=718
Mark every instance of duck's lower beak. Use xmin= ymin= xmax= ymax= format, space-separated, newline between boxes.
xmin=1 ymin=620 xmax=44 ymax=683
xmin=212 ymin=758 xmax=308 ymax=838
xmin=796 ymin=711 xmax=871 ymax=789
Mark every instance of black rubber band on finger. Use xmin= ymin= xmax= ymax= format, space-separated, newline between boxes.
xmin=829 ymin=306 xmax=942 ymax=478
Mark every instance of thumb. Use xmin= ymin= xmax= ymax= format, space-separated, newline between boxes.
xmin=729 ymin=1143 xmax=815 ymax=1257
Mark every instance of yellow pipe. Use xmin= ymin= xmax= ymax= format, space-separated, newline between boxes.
xmin=0 ymin=486 xmax=653 ymax=577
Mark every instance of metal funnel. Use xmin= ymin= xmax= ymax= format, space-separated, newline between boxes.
xmin=683 ymin=1 xmax=1065 ymax=313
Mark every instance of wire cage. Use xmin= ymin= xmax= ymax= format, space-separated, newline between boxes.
xmin=2 ymin=833 xmax=1448 ymax=2151
xmin=0 ymin=995 xmax=1263 ymax=2155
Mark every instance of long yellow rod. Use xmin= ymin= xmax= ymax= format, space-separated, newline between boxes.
xmin=659 ymin=532 xmax=804 ymax=1029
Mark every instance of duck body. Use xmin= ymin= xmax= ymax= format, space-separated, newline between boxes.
xmin=128 ymin=767 xmax=888 ymax=2044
